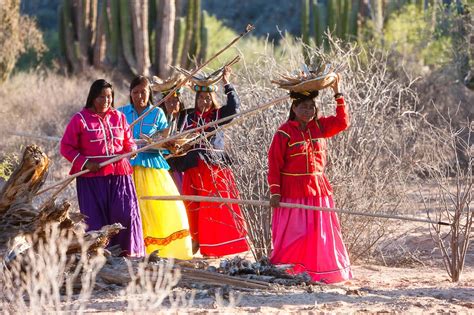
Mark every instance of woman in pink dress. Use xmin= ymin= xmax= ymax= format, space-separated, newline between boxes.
xmin=267 ymin=74 xmax=352 ymax=283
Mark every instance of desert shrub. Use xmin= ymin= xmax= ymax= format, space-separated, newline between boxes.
xmin=0 ymin=0 xmax=46 ymax=82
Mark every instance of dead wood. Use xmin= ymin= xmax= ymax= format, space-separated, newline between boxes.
xmin=0 ymin=145 xmax=49 ymax=215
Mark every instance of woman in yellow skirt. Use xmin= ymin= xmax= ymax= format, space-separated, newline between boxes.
xmin=118 ymin=75 xmax=192 ymax=259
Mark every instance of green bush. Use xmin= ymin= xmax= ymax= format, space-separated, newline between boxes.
xmin=383 ymin=4 xmax=454 ymax=70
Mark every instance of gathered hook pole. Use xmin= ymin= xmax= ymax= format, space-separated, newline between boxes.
xmin=141 ymin=195 xmax=452 ymax=226
xmin=35 ymin=95 xmax=289 ymax=196
xmin=129 ymin=24 xmax=256 ymax=129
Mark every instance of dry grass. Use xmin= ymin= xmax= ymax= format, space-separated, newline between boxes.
xmin=0 ymin=223 xmax=106 ymax=313
xmin=123 ymin=258 xmax=193 ymax=311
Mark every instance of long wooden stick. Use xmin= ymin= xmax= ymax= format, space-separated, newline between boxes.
xmin=141 ymin=195 xmax=451 ymax=226
xmin=35 ymin=95 xmax=289 ymax=196
xmin=129 ymin=24 xmax=255 ymax=128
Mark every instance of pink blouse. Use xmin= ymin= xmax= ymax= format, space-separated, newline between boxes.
xmin=60 ymin=108 xmax=136 ymax=177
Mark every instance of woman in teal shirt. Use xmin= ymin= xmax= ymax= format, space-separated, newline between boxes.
xmin=119 ymin=75 xmax=192 ymax=259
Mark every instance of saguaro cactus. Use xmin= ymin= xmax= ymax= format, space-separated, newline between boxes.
xmin=58 ymin=0 xmax=202 ymax=74
xmin=310 ymin=0 xmax=361 ymax=49
xmin=198 ymin=10 xmax=208 ymax=62
xmin=301 ymin=0 xmax=311 ymax=64
xmin=130 ymin=0 xmax=151 ymax=76
xmin=157 ymin=0 xmax=176 ymax=77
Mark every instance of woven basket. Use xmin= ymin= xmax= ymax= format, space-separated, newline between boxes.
xmin=272 ymin=72 xmax=337 ymax=93
xmin=151 ymin=74 xmax=185 ymax=92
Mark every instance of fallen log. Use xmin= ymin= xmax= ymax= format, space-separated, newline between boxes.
xmin=180 ymin=267 xmax=271 ymax=290
xmin=0 ymin=145 xmax=50 ymax=245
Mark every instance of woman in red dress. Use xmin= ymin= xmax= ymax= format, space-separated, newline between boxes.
xmin=268 ymin=74 xmax=352 ymax=283
xmin=177 ymin=66 xmax=249 ymax=257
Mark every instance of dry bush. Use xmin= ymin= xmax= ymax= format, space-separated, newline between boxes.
xmin=0 ymin=223 xmax=106 ymax=313
xmin=418 ymin=111 xmax=472 ymax=282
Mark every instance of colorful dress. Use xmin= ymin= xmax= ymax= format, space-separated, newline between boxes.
xmin=118 ymin=104 xmax=192 ymax=259
xmin=267 ymin=96 xmax=352 ymax=283
xmin=60 ymin=108 xmax=145 ymax=257
xmin=174 ymin=83 xmax=249 ymax=257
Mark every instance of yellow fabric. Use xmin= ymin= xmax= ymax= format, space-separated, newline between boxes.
xmin=133 ymin=166 xmax=192 ymax=259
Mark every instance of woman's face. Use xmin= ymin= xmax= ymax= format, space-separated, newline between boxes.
xmin=93 ymin=88 xmax=113 ymax=113
xmin=292 ymin=99 xmax=316 ymax=123
xmin=131 ymin=82 xmax=150 ymax=109
xmin=196 ymin=92 xmax=213 ymax=112
xmin=165 ymin=95 xmax=180 ymax=115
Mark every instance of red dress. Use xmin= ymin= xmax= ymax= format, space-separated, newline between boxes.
xmin=178 ymin=84 xmax=249 ymax=257
xmin=267 ymin=97 xmax=353 ymax=283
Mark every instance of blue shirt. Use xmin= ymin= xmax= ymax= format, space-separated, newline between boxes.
xmin=118 ymin=104 xmax=170 ymax=170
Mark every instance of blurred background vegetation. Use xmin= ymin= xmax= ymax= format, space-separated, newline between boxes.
xmin=0 ymin=0 xmax=470 ymax=85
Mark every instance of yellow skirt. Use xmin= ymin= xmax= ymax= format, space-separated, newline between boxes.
xmin=133 ymin=166 xmax=192 ymax=259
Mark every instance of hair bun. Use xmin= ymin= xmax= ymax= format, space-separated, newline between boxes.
xmin=289 ymin=90 xmax=319 ymax=100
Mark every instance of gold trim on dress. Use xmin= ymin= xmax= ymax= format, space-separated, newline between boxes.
xmin=277 ymin=129 xmax=291 ymax=138
xmin=281 ymin=171 xmax=323 ymax=176
xmin=144 ymin=229 xmax=190 ymax=247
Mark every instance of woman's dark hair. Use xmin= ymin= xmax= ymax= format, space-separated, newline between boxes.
xmin=129 ymin=75 xmax=153 ymax=106
xmin=159 ymin=94 xmax=184 ymax=116
xmin=288 ymin=90 xmax=319 ymax=121
xmin=85 ymin=79 xmax=114 ymax=108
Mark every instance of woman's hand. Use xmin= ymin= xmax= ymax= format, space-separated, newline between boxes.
xmin=222 ymin=65 xmax=232 ymax=85
xmin=331 ymin=73 xmax=342 ymax=94
xmin=269 ymin=194 xmax=281 ymax=208
xmin=84 ymin=161 xmax=100 ymax=172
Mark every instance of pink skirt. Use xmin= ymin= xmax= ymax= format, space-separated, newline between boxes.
xmin=270 ymin=195 xmax=353 ymax=283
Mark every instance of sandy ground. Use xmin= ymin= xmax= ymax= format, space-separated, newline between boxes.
xmin=76 ymin=223 xmax=473 ymax=314
xmin=79 ymin=264 xmax=473 ymax=314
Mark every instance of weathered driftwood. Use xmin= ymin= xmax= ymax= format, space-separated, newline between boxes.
xmin=0 ymin=145 xmax=49 ymax=245
xmin=0 ymin=145 xmax=49 ymax=214
xmin=180 ymin=267 xmax=271 ymax=290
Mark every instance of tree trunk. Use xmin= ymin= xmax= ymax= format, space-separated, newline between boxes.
xmin=158 ymin=0 xmax=175 ymax=78
xmin=130 ymin=0 xmax=151 ymax=76
xmin=0 ymin=145 xmax=49 ymax=245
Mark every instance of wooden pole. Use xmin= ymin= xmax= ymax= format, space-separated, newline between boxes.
xmin=141 ymin=195 xmax=451 ymax=226
xmin=35 ymin=95 xmax=289 ymax=196
xmin=129 ymin=24 xmax=255 ymax=128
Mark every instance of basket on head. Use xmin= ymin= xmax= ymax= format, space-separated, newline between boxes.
xmin=271 ymin=63 xmax=337 ymax=93
xmin=151 ymin=74 xmax=186 ymax=94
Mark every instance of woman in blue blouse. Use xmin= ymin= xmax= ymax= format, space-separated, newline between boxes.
xmin=119 ymin=76 xmax=192 ymax=259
